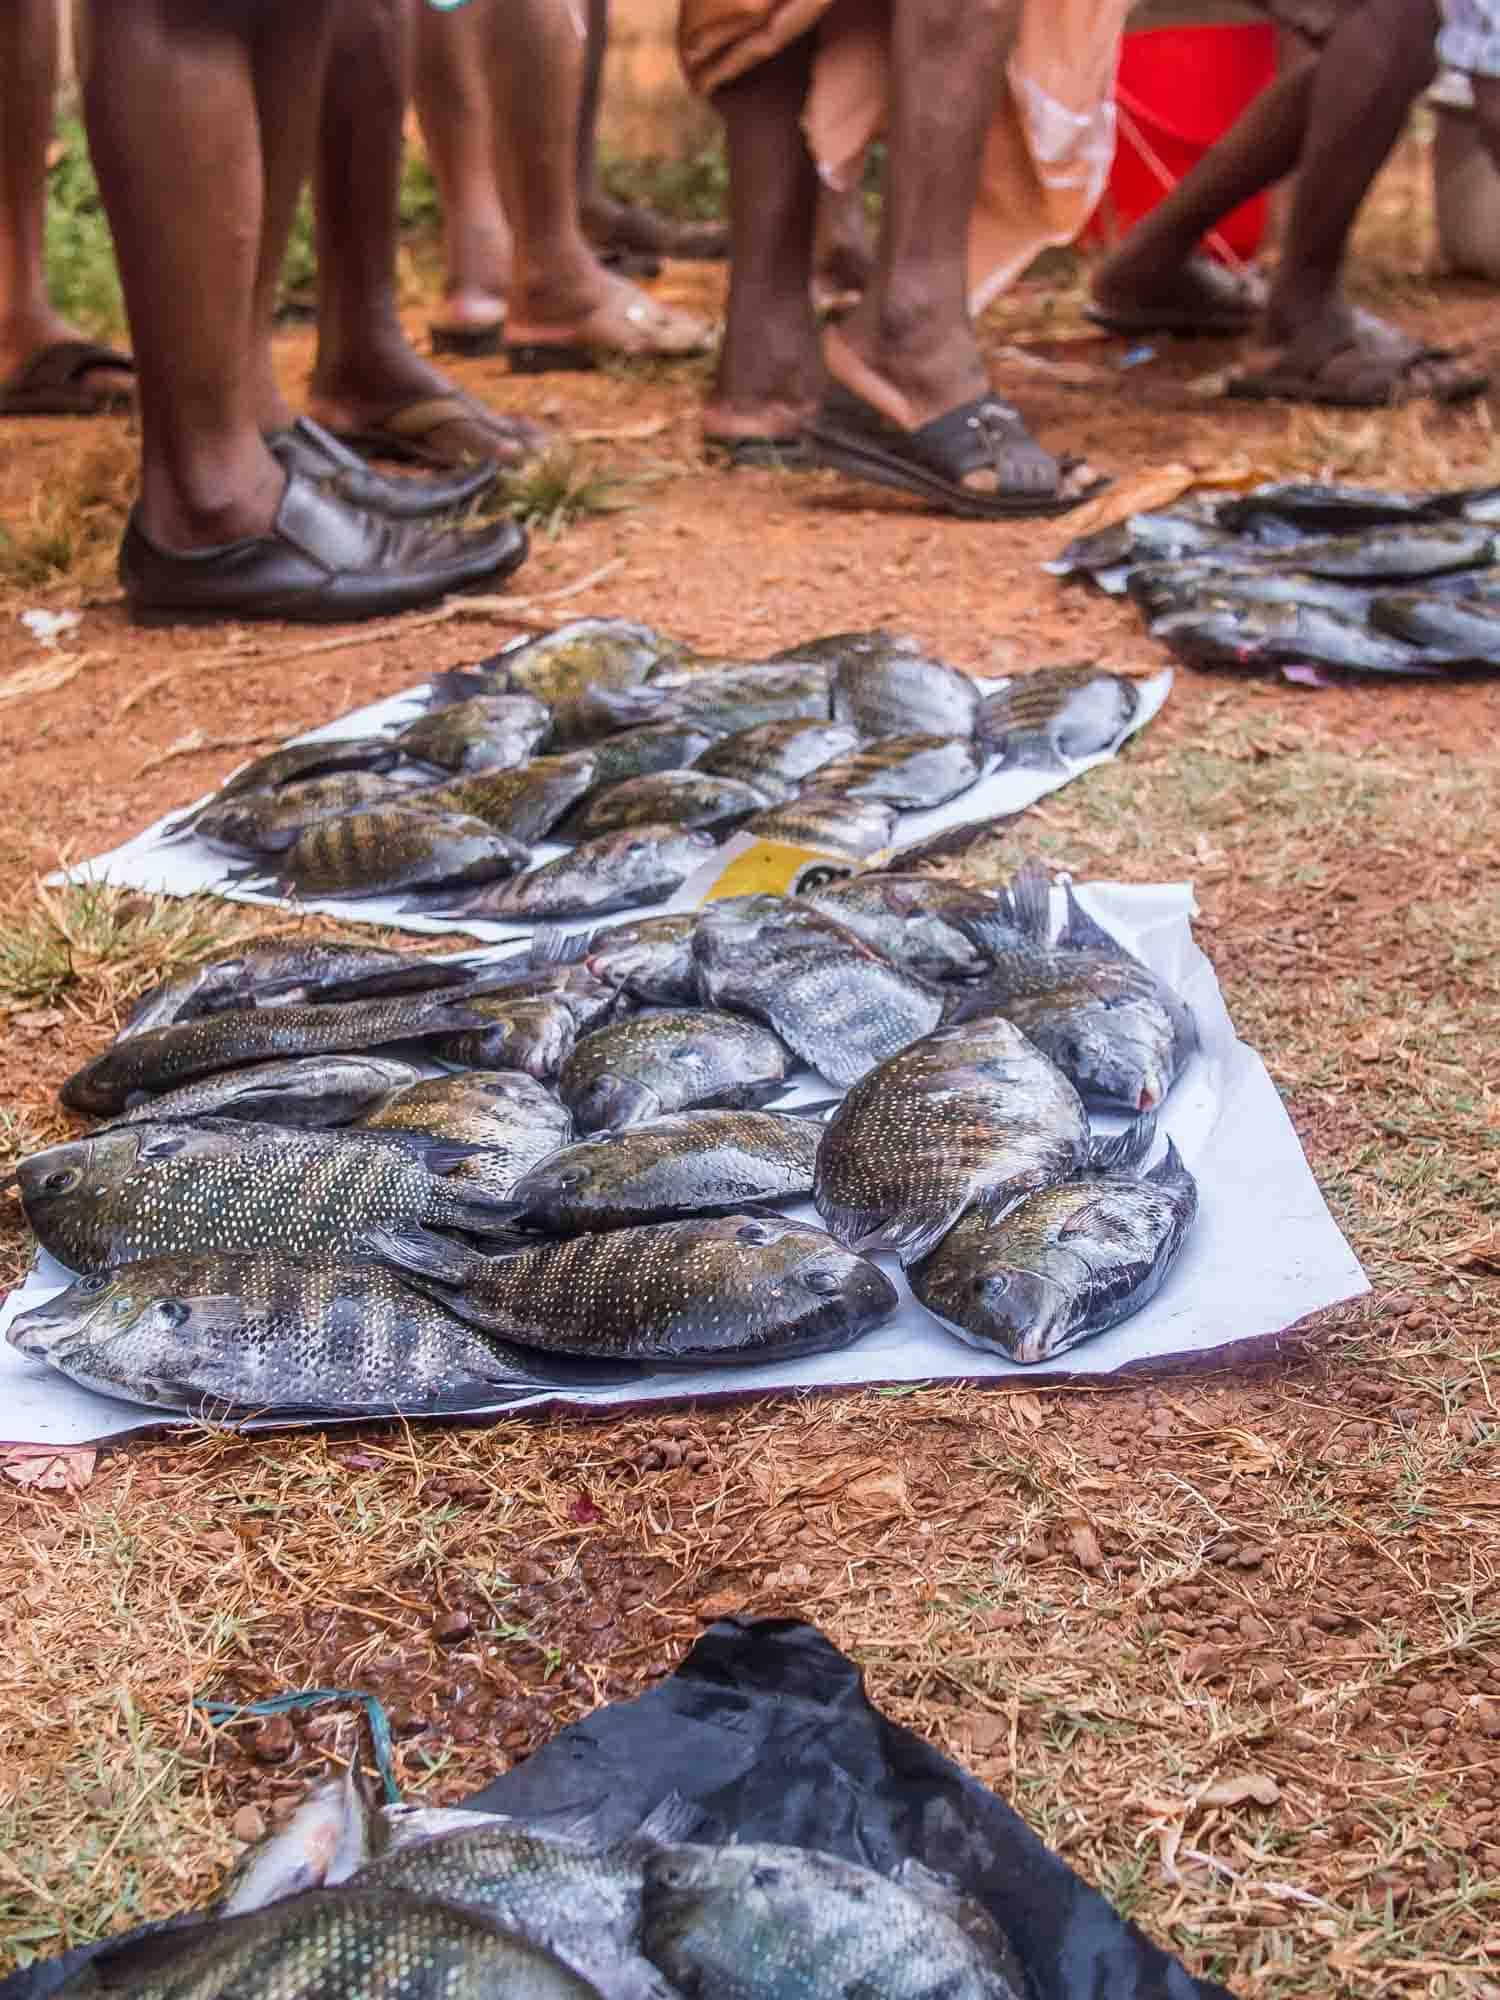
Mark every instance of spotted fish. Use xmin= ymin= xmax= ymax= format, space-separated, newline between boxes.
xmin=559 ymin=1009 xmax=791 ymax=1131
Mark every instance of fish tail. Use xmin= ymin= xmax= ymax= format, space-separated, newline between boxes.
xmin=1148 ymin=1137 xmax=1196 ymax=1194
xmin=423 ymin=668 xmax=500 ymax=709
xmin=529 ymin=926 xmax=595 ymax=967
xmin=1089 ymin=1111 xmax=1158 ymax=1174
xmin=1057 ymin=882 xmax=1133 ymax=960
xmin=1000 ymin=857 xmax=1054 ymax=943
xmin=355 ymin=1222 xmax=480 ymax=1284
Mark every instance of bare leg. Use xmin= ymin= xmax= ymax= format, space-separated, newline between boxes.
xmin=825 ymin=0 xmax=1084 ymax=494
xmin=812 ymin=182 xmax=875 ymax=310
xmin=575 ymin=0 xmax=728 ymax=260
xmin=308 ymin=0 xmax=546 ymax=464
xmin=414 ymin=0 xmax=513 ymax=334
xmin=0 ymin=0 xmax=131 ymax=400
xmin=486 ymin=0 xmax=711 ymax=359
xmin=1090 ymin=63 xmax=1315 ymax=325
xmin=702 ymin=39 xmax=821 ymax=446
xmin=79 ymin=0 xmax=327 ymax=547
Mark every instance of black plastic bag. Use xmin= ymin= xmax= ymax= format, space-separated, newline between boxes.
xmin=1 ymin=1619 xmax=1233 ymax=1999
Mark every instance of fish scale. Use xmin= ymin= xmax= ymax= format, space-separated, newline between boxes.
xmin=18 ymin=1121 xmax=520 ymax=1273
xmin=119 ymin=944 xmax=486 ymax=1039
xmin=561 ymin=770 xmax=770 ymax=842
xmin=813 ymin=1015 xmax=1091 ymax=1264
xmin=419 ymin=753 xmax=600 ymax=844
xmin=192 ymin=772 xmax=414 ymax=855
xmin=396 ymin=1214 xmax=898 ymax=1365
xmin=106 ymin=1053 xmax=423 ymax=1130
xmin=358 ymin=1070 xmax=573 ymax=1199
xmin=806 ymin=733 xmax=984 ymax=810
xmin=695 ymin=720 xmax=862 ymax=803
xmin=432 ymin=825 xmax=717 ymax=922
xmin=392 ymin=692 xmax=551 ymax=773
xmin=560 ymin=1009 xmax=791 ymax=1132
xmin=270 ymin=806 xmax=530 ymax=900
xmin=976 ymin=666 xmax=1139 ymax=767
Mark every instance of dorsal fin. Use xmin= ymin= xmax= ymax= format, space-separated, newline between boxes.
xmin=1058 ymin=882 xmax=1132 ymax=960
xmin=1000 ymin=858 xmax=1054 ymax=943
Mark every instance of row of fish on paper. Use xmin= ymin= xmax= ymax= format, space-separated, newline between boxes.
xmin=8 ymin=845 xmax=1202 ymax=1420
xmin=1051 ymin=477 xmax=1500 ymax=683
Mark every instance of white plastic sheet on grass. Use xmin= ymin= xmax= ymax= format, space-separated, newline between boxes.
xmin=0 ymin=879 xmax=1368 ymax=1446
xmin=51 ymin=671 xmax=1175 ymax=942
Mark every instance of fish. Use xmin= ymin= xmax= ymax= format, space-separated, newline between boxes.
xmin=742 ymin=792 xmax=897 ymax=859
xmin=1124 ymin=561 xmax=1372 ymax=625
xmin=391 ymin=1214 xmax=898 ymax=1366
xmin=1151 ymin=599 xmax=1434 ymax=678
xmin=419 ymin=753 xmax=600 ymax=845
xmin=1217 ymin=480 xmax=1445 ymax=534
xmin=105 ymin=1054 xmax=423 ymax=1130
xmin=795 ymin=875 xmax=999 ymax=980
xmin=694 ymin=895 xmax=945 ymax=1088
xmin=482 ymin=618 xmax=680 ymax=700
xmin=580 ymin=914 xmax=703 ymax=1005
xmin=911 ymin=1114 xmax=1197 ymax=1363
xmin=560 ymin=770 xmax=770 ymax=841
xmin=46 ymin=1888 xmax=610 ymax=1998
xmin=119 ymin=944 xmax=490 ymax=1038
xmin=190 ymin=772 xmax=416 ymax=855
xmin=771 ymin=627 xmax=926 ymax=673
xmin=1046 ymin=502 xmax=1240 ymax=587
xmin=976 ymin=665 xmax=1139 ymax=767
xmin=813 ymin=1014 xmax=1090 ymax=1263
xmin=628 ymin=661 xmax=833 ymax=736
xmin=267 ymin=807 xmax=531 ymax=900
xmin=391 ymin=693 xmax=551 ymax=774
xmin=641 ymin=1842 xmax=1022 ymax=2000
xmin=219 ymin=1773 xmax=370 ymax=1915
xmin=459 ymin=963 xmax=625 ymax=1035
xmin=952 ymin=863 xmax=1198 ymax=1112
xmin=424 ymin=997 xmax=579 ymax=1080
xmin=1367 ymin=589 xmax=1500 ymax=661
xmin=352 ymin=1803 xmax=702 ymax=2000
xmin=6 ymin=1253 xmax=623 ymax=1414
xmin=866 ymin=813 xmax=1025 ymax=877
xmin=1240 ymin=520 xmax=1497 ymax=581
xmin=358 ymin=1070 xmax=574 ymax=1200
xmin=830 ymin=647 xmax=980 ymax=739
xmin=209 ymin=735 xmax=403 ymax=803
xmin=808 ymin=733 xmax=985 ymax=810
xmin=505 ymin=1108 xmax=823 ymax=1232
xmin=559 ymin=1009 xmax=792 ymax=1131
xmin=62 ymin=992 xmax=492 ymax=1116
xmin=17 ymin=1121 xmax=525 ymax=1273
xmin=428 ymin=826 xmax=717 ymax=922
xmin=576 ymin=721 xmax=719 ymax=790
xmin=695 ymin=720 xmax=862 ymax=803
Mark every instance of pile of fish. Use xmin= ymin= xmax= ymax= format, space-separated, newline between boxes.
xmin=54 ymin=1771 xmax=1028 ymax=1999
xmin=8 ymin=856 xmax=1201 ymax=1417
xmin=159 ymin=619 xmax=1148 ymax=916
xmin=1049 ymin=479 xmax=1500 ymax=681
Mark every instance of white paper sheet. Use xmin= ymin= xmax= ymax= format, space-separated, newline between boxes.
xmin=53 ymin=673 xmax=1175 ymax=943
xmin=0 ymin=880 xmax=1368 ymax=1445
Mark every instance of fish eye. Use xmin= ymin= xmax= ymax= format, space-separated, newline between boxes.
xmin=157 ymin=1300 xmax=190 ymax=1327
xmin=736 ymin=1220 xmax=775 ymax=1244
xmin=77 ymin=1275 xmax=110 ymax=1295
xmin=803 ymin=1269 xmax=843 ymax=1295
xmin=751 ymin=1865 xmax=784 ymax=1891
xmin=554 ymin=1171 xmax=582 ymax=1189
xmin=42 ymin=1168 xmax=80 ymax=1194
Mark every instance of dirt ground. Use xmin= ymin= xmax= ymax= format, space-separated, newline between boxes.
xmin=1 ymin=135 xmax=1498 ymax=1998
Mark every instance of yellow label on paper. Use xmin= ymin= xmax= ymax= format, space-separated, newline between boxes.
xmin=700 ymin=839 xmax=858 ymax=903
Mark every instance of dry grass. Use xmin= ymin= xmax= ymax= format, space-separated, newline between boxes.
xmin=0 ymin=427 xmax=136 ymax=594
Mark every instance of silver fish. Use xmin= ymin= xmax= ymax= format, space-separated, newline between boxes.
xmin=105 ymin=1053 xmax=423 ymax=1130
xmin=581 ymin=914 xmax=703 ymax=1005
xmin=910 ymin=1115 xmax=1197 ymax=1362
xmin=814 ymin=1014 xmax=1090 ymax=1263
xmin=191 ymin=772 xmax=416 ymax=856
xmin=392 ymin=1214 xmax=897 ymax=1366
xmin=641 ymin=1842 xmax=1021 ymax=1999
xmin=808 ymin=733 xmax=984 ymax=810
xmin=6 ymin=1253 xmax=615 ymax=1415
xmin=509 ymin=1109 xmax=822 ymax=1230
xmin=796 ymin=875 xmax=999 ymax=980
xmin=742 ymin=792 xmax=896 ymax=860
xmin=952 ymin=862 xmax=1197 ymax=1112
xmin=432 ymin=826 xmax=716 ymax=922
xmin=18 ymin=1121 xmax=522 ymax=1272
xmin=424 ymin=997 xmax=579 ymax=1081
xmin=830 ymin=645 xmax=980 ymax=739
xmin=210 ymin=735 xmax=403 ymax=802
xmin=559 ymin=1009 xmax=791 ymax=1131
xmin=693 ymin=895 xmax=944 ymax=1088
xmin=268 ymin=807 xmax=531 ymax=900
xmin=358 ymin=1070 xmax=573 ymax=1201
xmin=630 ymin=661 xmax=833 ymax=736
xmin=561 ymin=771 xmax=770 ymax=841
xmin=577 ymin=721 xmax=719 ymax=790
xmin=63 ymin=992 xmax=492 ymax=1116
xmin=219 ymin=1773 xmax=370 ymax=1915
xmin=976 ymin=666 xmax=1140 ymax=767
xmin=695 ymin=720 xmax=862 ymax=803
xmin=120 ymin=943 xmax=488 ymax=1040
xmin=392 ymin=693 xmax=551 ymax=774
xmin=419 ymin=753 xmax=600 ymax=844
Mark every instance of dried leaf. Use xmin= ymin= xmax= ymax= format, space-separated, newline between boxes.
xmin=0 ymin=656 xmax=86 ymax=704
xmin=1050 ymin=464 xmax=1196 ymax=546
xmin=11 ymin=1008 xmax=65 ymax=1030
xmin=840 ymin=1467 xmax=911 ymax=1519
xmin=1179 ymin=1643 xmax=1232 ymax=1681
xmin=573 ymin=418 xmax=669 ymax=443
xmin=3 ymin=1446 xmax=96 ymax=1492
xmin=1068 ymin=1521 xmax=1105 ymax=1572
xmin=1008 ymin=1392 xmax=1045 ymax=1429
xmin=1197 ymin=1773 xmax=1280 ymax=1809
xmin=136 ymin=729 xmax=277 ymax=778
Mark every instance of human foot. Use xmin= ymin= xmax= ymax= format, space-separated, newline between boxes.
xmin=505 ymin=271 xmax=713 ymax=371
xmin=1088 ymin=252 xmax=1264 ymax=335
xmin=429 ymin=283 xmax=509 ymax=355
xmin=1231 ymin=303 xmax=1489 ymax=405
xmin=0 ymin=325 xmax=134 ymax=415
xmin=581 ymin=191 xmax=728 ymax=261
xmin=309 ymin=349 xmax=547 ymax=468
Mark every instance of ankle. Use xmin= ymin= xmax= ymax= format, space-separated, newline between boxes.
xmin=138 ymin=446 xmax=286 ymax=553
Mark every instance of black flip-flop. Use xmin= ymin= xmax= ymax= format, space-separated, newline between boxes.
xmin=429 ymin=321 xmax=505 ymax=360
xmin=0 ymin=339 xmax=134 ymax=416
xmin=805 ymin=383 xmax=1108 ymax=520
xmin=1227 ymin=341 xmax=1491 ymax=408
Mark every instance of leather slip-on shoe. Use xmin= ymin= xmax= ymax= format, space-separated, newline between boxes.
xmin=265 ymin=416 xmax=498 ymax=519
xmin=120 ymin=472 xmax=528 ymax=626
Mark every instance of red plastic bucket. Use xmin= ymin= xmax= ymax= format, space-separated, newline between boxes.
xmin=1085 ymin=23 xmax=1279 ymax=263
